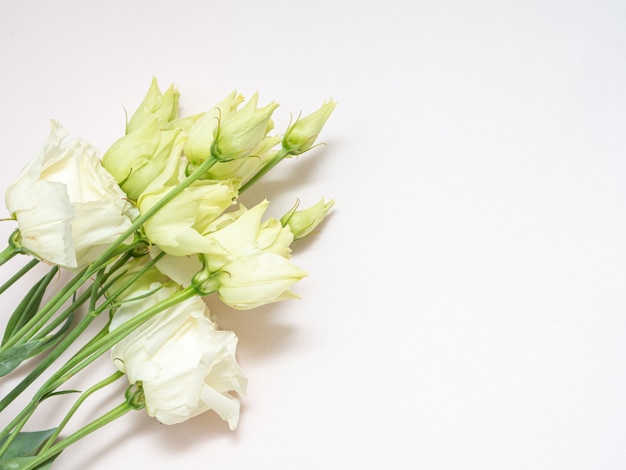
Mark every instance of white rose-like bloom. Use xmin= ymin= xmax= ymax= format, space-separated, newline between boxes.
xmin=110 ymin=284 xmax=247 ymax=429
xmin=4 ymin=121 xmax=137 ymax=269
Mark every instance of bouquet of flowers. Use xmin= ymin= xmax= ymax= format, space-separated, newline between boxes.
xmin=0 ymin=79 xmax=335 ymax=469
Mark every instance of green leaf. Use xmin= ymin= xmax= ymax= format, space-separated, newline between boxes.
xmin=0 ymin=455 xmax=56 ymax=470
xmin=41 ymin=390 xmax=80 ymax=399
xmin=0 ymin=316 xmax=73 ymax=377
xmin=0 ymin=429 xmax=60 ymax=469
xmin=2 ymin=267 xmax=58 ymax=345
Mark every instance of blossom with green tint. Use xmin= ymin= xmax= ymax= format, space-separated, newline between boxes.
xmin=282 ymin=100 xmax=336 ymax=155
xmin=281 ymin=198 xmax=335 ymax=240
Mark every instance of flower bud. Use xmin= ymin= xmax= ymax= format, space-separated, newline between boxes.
xmin=203 ymin=135 xmax=281 ymax=185
xmin=211 ymin=93 xmax=278 ymax=161
xmin=183 ymin=91 xmax=244 ymax=164
xmin=281 ymin=198 xmax=334 ymax=239
xmin=282 ymin=100 xmax=336 ymax=155
xmin=127 ymin=78 xmax=180 ymax=133
xmin=102 ymin=119 xmax=184 ymax=201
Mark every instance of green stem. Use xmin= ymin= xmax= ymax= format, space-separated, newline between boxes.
xmin=0 ymin=154 xmax=219 ymax=455
xmin=30 ymin=288 xmax=90 ymax=341
xmin=239 ymin=148 xmax=289 ymax=193
xmin=0 ymin=267 xmax=91 ymax=351
xmin=0 ymin=286 xmax=195 ymax=452
xmin=0 ymin=257 xmax=38 ymax=296
xmin=0 ymin=252 xmax=166 ymax=417
xmin=0 ymin=243 xmax=17 ymax=267
xmin=3 ymin=154 xmax=218 ymax=351
xmin=39 ymin=371 xmax=124 ymax=453
xmin=2 ymin=242 xmax=141 ymax=352
xmin=1 ymin=266 xmax=58 ymax=345
xmin=2 ymin=266 xmax=59 ymax=344
xmin=89 ymin=154 xmax=218 ymax=267
xmin=97 ymin=251 xmax=167 ymax=312
xmin=21 ymin=402 xmax=134 ymax=470
xmin=4 ymin=149 xmax=217 ymax=346
xmin=46 ymin=286 xmax=196 ymax=392
xmin=0 ymin=286 xmax=102 ymax=414
xmin=0 ymin=395 xmax=38 ymax=457
xmin=30 ymin=251 xmax=136 ymax=342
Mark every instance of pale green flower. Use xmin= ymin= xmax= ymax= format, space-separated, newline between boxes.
xmin=139 ymin=179 xmax=237 ymax=256
xmin=199 ymin=200 xmax=292 ymax=270
xmin=257 ymin=217 xmax=294 ymax=258
xmin=183 ymin=91 xmax=244 ymax=164
xmin=157 ymin=249 xmax=307 ymax=310
xmin=126 ymin=78 xmax=180 ymax=133
xmin=282 ymin=99 xmax=336 ymax=155
xmin=203 ymin=135 xmax=281 ymax=186
xmin=102 ymin=119 xmax=184 ymax=201
xmin=213 ymin=251 xmax=307 ymax=310
xmin=281 ymin=198 xmax=335 ymax=240
xmin=211 ymin=93 xmax=278 ymax=161
xmin=154 ymin=200 xmax=304 ymax=310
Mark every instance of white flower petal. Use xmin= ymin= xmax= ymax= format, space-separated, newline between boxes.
xmin=4 ymin=121 xmax=136 ymax=269
xmin=110 ymin=288 xmax=246 ymax=428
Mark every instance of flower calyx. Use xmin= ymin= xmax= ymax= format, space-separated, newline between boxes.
xmin=125 ymin=381 xmax=146 ymax=410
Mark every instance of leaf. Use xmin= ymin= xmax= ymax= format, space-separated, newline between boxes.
xmin=0 ymin=429 xmax=60 ymax=469
xmin=0 ymin=315 xmax=73 ymax=377
xmin=2 ymin=267 xmax=58 ymax=345
xmin=42 ymin=390 xmax=80 ymax=399
xmin=0 ymin=455 xmax=57 ymax=470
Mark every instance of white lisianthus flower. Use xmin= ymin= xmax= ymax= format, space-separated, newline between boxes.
xmin=203 ymin=200 xmax=294 ymax=268
xmin=4 ymin=121 xmax=137 ymax=269
xmin=214 ymin=251 xmax=307 ymax=309
xmin=110 ymin=284 xmax=247 ymax=429
xmin=156 ymin=249 xmax=307 ymax=310
xmin=154 ymin=200 xmax=306 ymax=309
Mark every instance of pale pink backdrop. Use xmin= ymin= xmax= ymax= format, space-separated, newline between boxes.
xmin=1 ymin=1 xmax=626 ymax=468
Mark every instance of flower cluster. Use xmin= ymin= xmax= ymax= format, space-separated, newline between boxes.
xmin=0 ymin=79 xmax=335 ymax=468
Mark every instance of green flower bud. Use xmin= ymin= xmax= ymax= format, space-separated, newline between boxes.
xmin=281 ymin=198 xmax=335 ymax=240
xmin=183 ymin=91 xmax=244 ymax=164
xmin=102 ymin=119 xmax=184 ymax=201
xmin=127 ymin=78 xmax=180 ymax=133
xmin=203 ymin=134 xmax=281 ymax=185
xmin=211 ymin=93 xmax=278 ymax=162
xmin=282 ymin=100 xmax=336 ymax=155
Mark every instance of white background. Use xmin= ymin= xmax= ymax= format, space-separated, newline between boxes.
xmin=1 ymin=1 xmax=626 ymax=469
